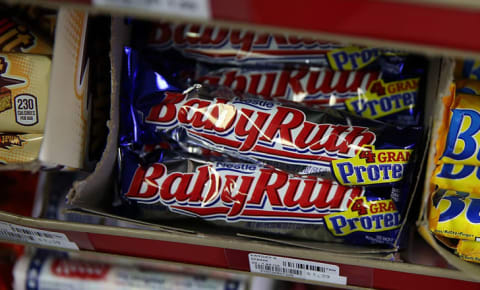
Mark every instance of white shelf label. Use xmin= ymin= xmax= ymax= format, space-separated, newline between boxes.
xmin=0 ymin=222 xmax=78 ymax=250
xmin=93 ymin=0 xmax=211 ymax=19
xmin=249 ymin=253 xmax=347 ymax=285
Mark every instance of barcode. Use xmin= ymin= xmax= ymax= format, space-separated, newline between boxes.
xmin=0 ymin=230 xmax=35 ymax=242
xmin=283 ymin=261 xmax=326 ymax=273
xmin=0 ymin=230 xmax=62 ymax=247
xmin=254 ymin=263 xmax=302 ymax=276
xmin=10 ymin=226 xmax=57 ymax=239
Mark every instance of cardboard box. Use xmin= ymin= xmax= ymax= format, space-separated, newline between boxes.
xmin=417 ymin=58 xmax=480 ymax=281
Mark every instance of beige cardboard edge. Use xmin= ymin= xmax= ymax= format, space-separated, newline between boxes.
xmin=418 ymin=58 xmax=455 ymax=224
xmin=67 ymin=16 xmax=124 ymax=206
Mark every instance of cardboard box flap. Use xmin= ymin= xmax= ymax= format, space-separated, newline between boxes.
xmin=67 ymin=17 xmax=126 ymax=206
xmin=65 ymin=207 xmax=196 ymax=234
xmin=237 ymin=233 xmax=398 ymax=257
xmin=418 ymin=222 xmax=480 ymax=281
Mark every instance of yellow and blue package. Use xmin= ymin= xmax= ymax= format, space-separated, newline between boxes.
xmin=432 ymin=163 xmax=480 ymax=194
xmin=436 ymin=92 xmax=480 ymax=167
xmin=429 ymin=189 xmax=480 ymax=241
xmin=455 ymin=59 xmax=480 ymax=81
xmin=457 ymin=240 xmax=480 ymax=263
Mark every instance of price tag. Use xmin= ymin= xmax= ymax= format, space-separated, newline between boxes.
xmin=0 ymin=222 xmax=78 ymax=250
xmin=93 ymin=0 xmax=211 ymax=19
xmin=249 ymin=253 xmax=347 ymax=285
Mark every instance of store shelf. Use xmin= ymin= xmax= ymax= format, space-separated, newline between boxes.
xmin=0 ymin=210 xmax=478 ymax=289
xmin=23 ymin=0 xmax=480 ymax=58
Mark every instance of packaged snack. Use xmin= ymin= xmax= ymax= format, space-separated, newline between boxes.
xmin=455 ymin=59 xmax=480 ymax=81
xmin=135 ymin=21 xmax=410 ymax=72
xmin=120 ymin=148 xmax=411 ymax=246
xmin=0 ymin=133 xmax=42 ymax=164
xmin=436 ymin=92 xmax=480 ymax=167
xmin=122 ymin=81 xmax=420 ymax=186
xmin=125 ymin=48 xmax=425 ymax=126
xmin=14 ymin=249 xmax=246 ymax=290
xmin=456 ymin=79 xmax=480 ymax=96
xmin=457 ymin=239 xmax=480 ymax=263
xmin=429 ymin=189 xmax=480 ymax=241
xmin=0 ymin=13 xmax=52 ymax=55
xmin=0 ymin=53 xmax=50 ymax=133
xmin=432 ymin=163 xmax=480 ymax=194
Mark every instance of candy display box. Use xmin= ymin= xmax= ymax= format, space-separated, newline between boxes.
xmin=0 ymin=13 xmax=474 ymax=289
xmin=417 ymin=58 xmax=480 ymax=280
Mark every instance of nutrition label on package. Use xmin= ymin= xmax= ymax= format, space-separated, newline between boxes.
xmin=0 ymin=222 xmax=78 ymax=250
xmin=249 ymin=253 xmax=347 ymax=285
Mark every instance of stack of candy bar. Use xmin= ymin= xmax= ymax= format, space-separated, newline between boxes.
xmin=429 ymin=59 xmax=480 ymax=263
xmin=118 ymin=21 xmax=426 ymax=247
xmin=0 ymin=6 xmax=54 ymax=165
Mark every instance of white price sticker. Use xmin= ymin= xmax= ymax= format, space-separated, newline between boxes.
xmin=0 ymin=222 xmax=78 ymax=250
xmin=249 ymin=253 xmax=347 ymax=285
xmin=93 ymin=0 xmax=211 ymax=19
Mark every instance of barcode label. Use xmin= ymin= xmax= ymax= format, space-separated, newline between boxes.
xmin=249 ymin=253 xmax=347 ymax=285
xmin=0 ymin=222 xmax=78 ymax=250
xmin=93 ymin=0 xmax=210 ymax=19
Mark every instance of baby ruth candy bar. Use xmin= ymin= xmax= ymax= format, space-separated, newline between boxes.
xmin=129 ymin=84 xmax=421 ymax=187
xmin=120 ymin=148 xmax=407 ymax=246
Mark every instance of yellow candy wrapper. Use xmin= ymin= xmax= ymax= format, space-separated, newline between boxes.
xmin=432 ymin=163 xmax=480 ymax=195
xmin=457 ymin=240 xmax=480 ymax=264
xmin=429 ymin=189 xmax=480 ymax=241
xmin=437 ymin=92 xmax=480 ymax=166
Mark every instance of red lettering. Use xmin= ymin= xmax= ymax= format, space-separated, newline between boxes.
xmin=248 ymin=73 xmax=276 ymax=99
xmin=272 ymin=70 xmax=308 ymax=97
xmin=248 ymin=169 xmax=286 ymax=206
xmin=230 ymin=30 xmax=255 ymax=55
xmin=225 ymin=175 xmax=255 ymax=217
xmin=145 ymin=92 xmax=185 ymax=124
xmin=261 ymin=106 xmax=304 ymax=146
xmin=151 ymin=22 xmax=172 ymax=45
xmin=235 ymin=109 xmax=270 ymax=151
xmin=161 ymin=173 xmax=194 ymax=202
xmin=199 ymin=27 xmax=229 ymax=45
xmin=126 ymin=164 xmax=166 ymax=199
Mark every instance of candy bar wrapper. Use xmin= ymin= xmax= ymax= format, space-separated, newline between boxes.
xmin=0 ymin=133 xmax=42 ymax=164
xmin=125 ymin=48 xmax=425 ymax=126
xmin=456 ymin=79 xmax=480 ymax=96
xmin=134 ymin=21 xmax=417 ymax=74
xmin=0 ymin=10 xmax=53 ymax=55
xmin=457 ymin=240 xmax=480 ymax=264
xmin=123 ymin=79 xmax=421 ymax=187
xmin=0 ymin=53 xmax=50 ymax=133
xmin=455 ymin=59 xmax=480 ymax=81
xmin=14 ymin=250 xmax=246 ymax=290
xmin=435 ymin=91 xmax=480 ymax=167
xmin=120 ymin=148 xmax=411 ymax=246
xmin=432 ymin=163 xmax=480 ymax=195
xmin=429 ymin=189 xmax=480 ymax=242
